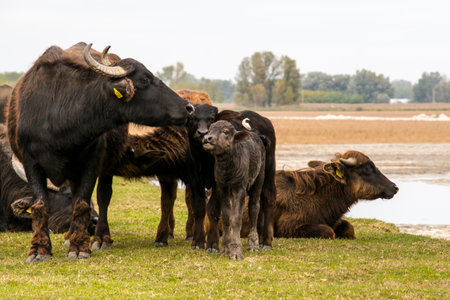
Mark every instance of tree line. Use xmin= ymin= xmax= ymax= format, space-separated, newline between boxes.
xmin=2 ymin=54 xmax=450 ymax=106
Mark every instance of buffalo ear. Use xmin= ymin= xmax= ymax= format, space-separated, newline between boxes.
xmin=308 ymin=160 xmax=324 ymax=168
xmin=233 ymin=131 xmax=252 ymax=143
xmin=10 ymin=197 xmax=34 ymax=219
xmin=112 ymin=78 xmax=135 ymax=102
xmin=323 ymin=162 xmax=346 ymax=184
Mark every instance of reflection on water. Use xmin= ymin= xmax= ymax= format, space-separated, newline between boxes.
xmin=346 ymin=180 xmax=450 ymax=225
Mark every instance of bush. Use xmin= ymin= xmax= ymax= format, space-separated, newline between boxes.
xmin=303 ymin=90 xmax=363 ymax=104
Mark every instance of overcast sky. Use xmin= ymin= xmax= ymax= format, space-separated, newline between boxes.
xmin=1 ymin=0 xmax=449 ymax=83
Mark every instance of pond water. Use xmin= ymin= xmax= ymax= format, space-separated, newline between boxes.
xmin=346 ymin=180 xmax=450 ymax=225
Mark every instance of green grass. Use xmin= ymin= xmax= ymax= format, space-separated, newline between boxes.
xmin=1 ymin=178 xmax=449 ymax=299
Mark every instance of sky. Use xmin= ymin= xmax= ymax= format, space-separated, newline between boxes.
xmin=1 ymin=0 xmax=449 ymax=83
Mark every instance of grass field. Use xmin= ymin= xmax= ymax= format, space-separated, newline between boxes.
xmin=1 ymin=178 xmax=449 ymax=299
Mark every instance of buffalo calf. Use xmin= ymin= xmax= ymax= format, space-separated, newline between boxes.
xmin=203 ymin=120 xmax=265 ymax=260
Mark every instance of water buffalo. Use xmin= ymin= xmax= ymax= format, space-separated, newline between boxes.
xmin=237 ymin=150 xmax=399 ymax=239
xmin=203 ymin=121 xmax=266 ymax=260
xmin=6 ymin=42 xmax=193 ymax=262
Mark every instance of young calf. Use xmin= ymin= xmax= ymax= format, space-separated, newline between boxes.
xmin=239 ymin=150 xmax=398 ymax=239
xmin=202 ymin=120 xmax=266 ymax=260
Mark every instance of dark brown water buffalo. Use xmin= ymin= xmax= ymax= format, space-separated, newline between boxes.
xmin=237 ymin=150 xmax=399 ymax=239
xmin=203 ymin=121 xmax=266 ymax=260
xmin=0 ymin=124 xmax=98 ymax=233
xmin=0 ymin=84 xmax=12 ymax=123
xmin=6 ymin=42 xmax=193 ymax=262
xmin=185 ymin=104 xmax=276 ymax=253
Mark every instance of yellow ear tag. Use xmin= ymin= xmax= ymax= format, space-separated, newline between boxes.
xmin=114 ymin=88 xmax=123 ymax=99
xmin=26 ymin=207 xmax=31 ymax=214
xmin=336 ymin=169 xmax=343 ymax=178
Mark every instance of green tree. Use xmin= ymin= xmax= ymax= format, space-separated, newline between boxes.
xmin=235 ymin=52 xmax=300 ymax=107
xmin=348 ymin=69 xmax=394 ymax=103
xmin=392 ymin=80 xmax=413 ymax=99
xmin=273 ymin=56 xmax=301 ymax=105
xmin=0 ymin=72 xmax=23 ymax=85
xmin=412 ymin=72 xmax=442 ymax=102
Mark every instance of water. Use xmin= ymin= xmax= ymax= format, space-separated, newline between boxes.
xmin=346 ymin=180 xmax=450 ymax=225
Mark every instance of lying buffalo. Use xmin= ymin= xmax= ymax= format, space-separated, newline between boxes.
xmin=208 ymin=150 xmax=398 ymax=239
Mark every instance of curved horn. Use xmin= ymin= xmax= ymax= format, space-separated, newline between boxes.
xmin=242 ymin=118 xmax=252 ymax=130
xmin=339 ymin=157 xmax=357 ymax=167
xmin=83 ymin=43 xmax=129 ymax=78
xmin=101 ymin=45 xmax=112 ymax=65
xmin=11 ymin=155 xmax=60 ymax=191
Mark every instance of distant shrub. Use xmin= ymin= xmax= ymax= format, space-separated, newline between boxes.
xmin=303 ymin=90 xmax=363 ymax=104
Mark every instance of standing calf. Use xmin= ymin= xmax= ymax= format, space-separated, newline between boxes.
xmin=203 ymin=121 xmax=266 ymax=260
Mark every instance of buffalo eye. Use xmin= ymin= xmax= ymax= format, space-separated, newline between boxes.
xmin=361 ymin=164 xmax=372 ymax=176
xmin=140 ymin=76 xmax=151 ymax=86
xmin=223 ymin=129 xmax=230 ymax=135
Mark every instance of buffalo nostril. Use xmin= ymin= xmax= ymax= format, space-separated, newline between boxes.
xmin=186 ymin=104 xmax=195 ymax=114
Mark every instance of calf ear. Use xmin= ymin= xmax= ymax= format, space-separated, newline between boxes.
xmin=323 ymin=162 xmax=346 ymax=184
xmin=233 ymin=131 xmax=252 ymax=143
xmin=112 ymin=78 xmax=135 ymax=102
xmin=10 ymin=197 xmax=34 ymax=219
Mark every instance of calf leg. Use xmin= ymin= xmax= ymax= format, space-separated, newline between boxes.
xmin=23 ymin=161 xmax=52 ymax=262
xmin=247 ymin=186 xmax=262 ymax=253
xmin=92 ymin=175 xmax=113 ymax=250
xmin=333 ymin=219 xmax=356 ymax=239
xmin=154 ymin=176 xmax=177 ymax=247
xmin=227 ymin=189 xmax=245 ymax=260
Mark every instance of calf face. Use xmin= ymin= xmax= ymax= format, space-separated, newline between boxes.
xmin=323 ymin=151 xmax=398 ymax=200
xmin=187 ymin=104 xmax=218 ymax=143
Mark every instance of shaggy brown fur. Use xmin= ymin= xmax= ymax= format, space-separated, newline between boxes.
xmin=176 ymin=89 xmax=212 ymax=105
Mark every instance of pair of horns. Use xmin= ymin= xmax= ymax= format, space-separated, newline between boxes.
xmin=83 ymin=43 xmax=129 ymax=78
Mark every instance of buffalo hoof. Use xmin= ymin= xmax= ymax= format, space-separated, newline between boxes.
xmin=229 ymin=253 xmax=244 ymax=260
xmin=259 ymin=244 xmax=272 ymax=250
xmin=68 ymin=251 xmax=77 ymax=259
xmin=154 ymin=242 xmax=168 ymax=248
xmin=91 ymin=241 xmax=101 ymax=251
xmin=25 ymin=255 xmax=36 ymax=263
xmin=248 ymin=246 xmax=259 ymax=252
xmin=206 ymin=248 xmax=219 ymax=253
xmin=78 ymin=252 xmax=90 ymax=259
xmin=26 ymin=254 xmax=52 ymax=262
xmin=191 ymin=245 xmax=202 ymax=250
xmin=185 ymin=236 xmax=193 ymax=241
xmin=168 ymin=235 xmax=174 ymax=239
xmin=101 ymin=242 xmax=112 ymax=250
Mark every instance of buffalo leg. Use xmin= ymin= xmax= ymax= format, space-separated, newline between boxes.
xmin=293 ymin=224 xmax=336 ymax=239
xmin=154 ymin=176 xmax=177 ymax=247
xmin=23 ymin=161 xmax=52 ymax=262
xmin=227 ymin=188 xmax=245 ymax=260
xmin=259 ymin=155 xmax=276 ymax=249
xmin=184 ymin=185 xmax=194 ymax=240
xmin=190 ymin=184 xmax=206 ymax=250
xmin=92 ymin=175 xmax=114 ymax=250
xmin=333 ymin=219 xmax=356 ymax=239
xmin=247 ymin=178 xmax=263 ymax=252
xmin=206 ymin=188 xmax=220 ymax=252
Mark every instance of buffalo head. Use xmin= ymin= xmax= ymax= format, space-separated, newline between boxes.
xmin=323 ymin=150 xmax=398 ymax=200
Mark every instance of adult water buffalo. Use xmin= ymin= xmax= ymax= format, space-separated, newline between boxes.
xmin=6 ymin=42 xmax=193 ymax=262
